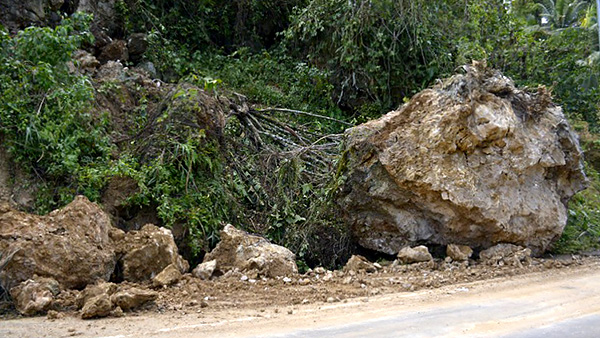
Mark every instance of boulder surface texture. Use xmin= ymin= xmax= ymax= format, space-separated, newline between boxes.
xmin=204 ymin=224 xmax=298 ymax=277
xmin=339 ymin=62 xmax=587 ymax=255
xmin=0 ymin=196 xmax=116 ymax=290
xmin=117 ymin=224 xmax=189 ymax=283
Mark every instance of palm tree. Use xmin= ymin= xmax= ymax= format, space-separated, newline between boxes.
xmin=536 ymin=0 xmax=589 ymax=28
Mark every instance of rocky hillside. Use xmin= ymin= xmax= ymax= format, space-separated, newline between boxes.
xmin=2 ymin=0 xmax=600 ymax=319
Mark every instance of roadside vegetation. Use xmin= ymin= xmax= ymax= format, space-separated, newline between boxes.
xmin=1 ymin=0 xmax=599 ymax=268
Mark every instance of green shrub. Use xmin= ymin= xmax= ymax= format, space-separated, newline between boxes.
xmin=0 ymin=13 xmax=113 ymax=212
xmin=554 ymin=164 xmax=600 ymax=253
xmin=283 ymin=0 xmax=511 ymax=113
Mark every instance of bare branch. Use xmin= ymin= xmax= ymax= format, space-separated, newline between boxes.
xmin=258 ymin=108 xmax=354 ymax=126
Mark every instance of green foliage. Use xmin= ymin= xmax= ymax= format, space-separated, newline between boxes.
xmin=125 ymin=0 xmax=305 ymax=51
xmin=499 ymin=26 xmax=600 ymax=129
xmin=0 ymin=13 xmax=113 ymax=212
xmin=188 ymin=48 xmax=347 ymax=126
xmin=284 ymin=0 xmax=511 ymax=113
xmin=554 ymin=164 xmax=600 ymax=253
xmin=536 ymin=0 xmax=590 ymax=28
xmin=105 ymin=136 xmax=234 ymax=258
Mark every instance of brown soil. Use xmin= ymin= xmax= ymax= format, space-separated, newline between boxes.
xmin=153 ymin=255 xmax=597 ymax=313
xmin=3 ymin=254 xmax=597 ymax=320
xmin=2 ymin=255 xmax=600 ymax=338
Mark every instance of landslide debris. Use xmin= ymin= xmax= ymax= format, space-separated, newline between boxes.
xmin=0 ymin=197 xmax=185 ymax=317
xmin=202 ymin=224 xmax=298 ymax=278
xmin=339 ymin=61 xmax=587 ymax=256
xmin=0 ymin=196 xmax=116 ymax=290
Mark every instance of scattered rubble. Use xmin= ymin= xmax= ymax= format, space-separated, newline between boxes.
xmin=480 ymin=243 xmax=532 ymax=267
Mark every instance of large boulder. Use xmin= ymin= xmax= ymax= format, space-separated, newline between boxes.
xmin=0 ymin=196 xmax=117 ymax=290
xmin=339 ymin=62 xmax=587 ymax=255
xmin=203 ymin=224 xmax=298 ymax=277
xmin=116 ymin=224 xmax=189 ymax=282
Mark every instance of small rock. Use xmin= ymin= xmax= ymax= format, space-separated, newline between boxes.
xmin=343 ymin=255 xmax=377 ymax=273
xmin=81 ymin=294 xmax=113 ymax=319
xmin=397 ymin=246 xmax=433 ymax=264
xmin=10 ymin=277 xmax=60 ymax=316
xmin=98 ymin=40 xmax=129 ymax=63
xmin=110 ymin=287 xmax=158 ymax=311
xmin=127 ymin=33 xmax=148 ymax=62
xmin=326 ymin=297 xmax=335 ymax=303
xmin=192 ymin=259 xmax=217 ymax=280
xmin=72 ymin=50 xmax=100 ymax=73
xmin=298 ymin=278 xmax=310 ymax=286
xmin=203 ymin=224 xmax=297 ymax=277
xmin=117 ymin=224 xmax=189 ymax=283
xmin=200 ymin=300 xmax=209 ymax=308
xmin=283 ymin=277 xmax=292 ymax=283
xmin=301 ymin=299 xmax=310 ymax=304
xmin=153 ymin=264 xmax=182 ymax=287
xmin=446 ymin=244 xmax=473 ymax=262
xmin=240 ymin=275 xmax=249 ymax=282
xmin=77 ymin=282 xmax=118 ymax=309
xmin=46 ymin=310 xmax=62 ymax=320
xmin=314 ymin=267 xmax=326 ymax=274
xmin=109 ymin=306 xmax=125 ymax=318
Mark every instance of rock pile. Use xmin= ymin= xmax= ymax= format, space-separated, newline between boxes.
xmin=0 ymin=196 xmax=187 ymax=317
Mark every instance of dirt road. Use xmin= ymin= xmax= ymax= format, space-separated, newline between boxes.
xmin=2 ymin=259 xmax=599 ymax=338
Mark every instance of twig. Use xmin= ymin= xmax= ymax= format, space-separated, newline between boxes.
xmin=258 ymin=108 xmax=354 ymax=126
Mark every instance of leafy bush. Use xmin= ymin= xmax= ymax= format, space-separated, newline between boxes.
xmin=125 ymin=0 xmax=306 ymax=51
xmin=189 ymin=48 xmax=341 ymax=116
xmin=0 ymin=13 xmax=113 ymax=212
xmin=553 ymin=164 xmax=600 ymax=253
xmin=499 ymin=26 xmax=600 ymax=129
xmin=284 ymin=0 xmax=512 ymax=113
